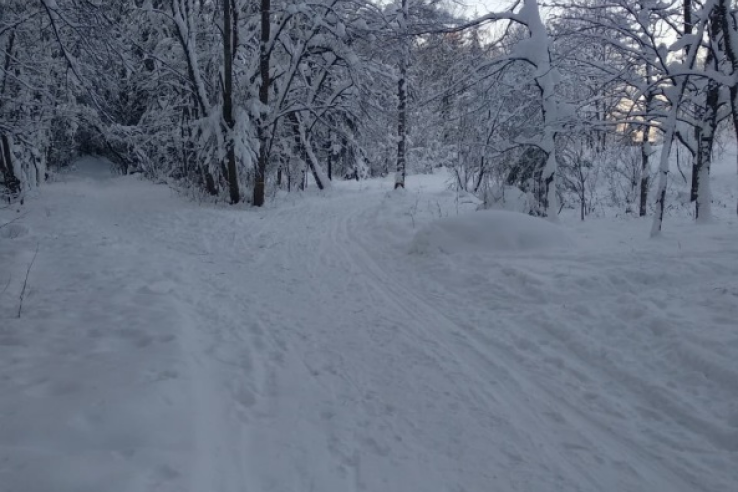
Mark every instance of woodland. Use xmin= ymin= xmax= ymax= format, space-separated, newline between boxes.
xmin=2 ymin=0 xmax=737 ymax=235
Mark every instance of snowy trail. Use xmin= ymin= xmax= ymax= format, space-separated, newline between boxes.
xmin=1 ymin=160 xmax=737 ymax=491
xmin=1 ymin=169 xmax=197 ymax=492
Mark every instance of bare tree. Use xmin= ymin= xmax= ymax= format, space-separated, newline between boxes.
xmin=395 ymin=0 xmax=409 ymax=189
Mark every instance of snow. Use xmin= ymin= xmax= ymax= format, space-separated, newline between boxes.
xmin=481 ymin=183 xmax=531 ymax=212
xmin=410 ymin=209 xmax=573 ymax=254
xmin=1 ymin=158 xmax=737 ymax=492
xmin=68 ymin=155 xmax=116 ymax=180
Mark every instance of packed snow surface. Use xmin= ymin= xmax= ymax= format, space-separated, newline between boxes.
xmin=1 ymin=157 xmax=737 ymax=492
xmin=411 ymin=209 xmax=573 ymax=254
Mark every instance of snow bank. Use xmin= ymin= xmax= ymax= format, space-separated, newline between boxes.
xmin=410 ymin=209 xmax=572 ymax=255
xmin=479 ymin=184 xmax=531 ymax=213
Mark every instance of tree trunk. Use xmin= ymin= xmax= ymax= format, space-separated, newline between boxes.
xmin=253 ymin=0 xmax=271 ymax=207
xmin=327 ymin=145 xmax=332 ymax=181
xmin=295 ymin=115 xmax=328 ymax=190
xmin=222 ymin=0 xmax=239 ymax=204
xmin=639 ymin=64 xmax=655 ymax=217
xmin=0 ymin=32 xmax=20 ymax=198
xmin=523 ymin=0 xmax=559 ymax=219
xmin=651 ymin=103 xmax=683 ymax=236
xmin=639 ymin=124 xmax=652 ymax=217
xmin=580 ymin=192 xmax=585 ymax=221
xmin=394 ymin=62 xmax=407 ymax=189
xmin=287 ymin=112 xmax=308 ymax=189
xmin=394 ymin=0 xmax=408 ymax=189
xmin=690 ymin=125 xmax=702 ymax=205
xmin=695 ymin=120 xmax=715 ymax=222
xmin=0 ymin=135 xmax=20 ymax=197
xmin=689 ymin=8 xmax=721 ymax=221
xmin=718 ymin=0 xmax=738 ymax=216
xmin=650 ymin=2 xmax=708 ymax=236
xmin=473 ymin=157 xmax=485 ymax=193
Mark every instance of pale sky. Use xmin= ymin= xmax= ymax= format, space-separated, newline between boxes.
xmin=458 ymin=0 xmax=516 ymax=14
xmin=450 ymin=0 xmax=517 ymax=19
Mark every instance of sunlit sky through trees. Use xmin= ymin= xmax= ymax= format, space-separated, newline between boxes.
xmin=458 ymin=0 xmax=514 ymax=16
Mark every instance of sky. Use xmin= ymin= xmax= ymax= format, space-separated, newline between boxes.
xmin=450 ymin=0 xmax=517 ymax=20
xmin=459 ymin=0 xmax=515 ymax=14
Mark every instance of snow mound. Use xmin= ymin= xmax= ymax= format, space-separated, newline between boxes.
xmin=479 ymin=184 xmax=531 ymax=213
xmin=411 ymin=210 xmax=573 ymax=254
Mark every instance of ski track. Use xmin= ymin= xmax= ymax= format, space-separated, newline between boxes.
xmin=334 ymin=195 xmax=731 ymax=492
xmin=1 ymin=163 xmax=737 ymax=491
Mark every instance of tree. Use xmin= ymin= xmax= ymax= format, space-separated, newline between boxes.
xmin=395 ymin=0 xmax=409 ymax=189
xmin=223 ymin=0 xmax=240 ymax=204
xmin=253 ymin=0 xmax=271 ymax=206
xmin=442 ymin=0 xmax=565 ymax=218
xmin=716 ymin=0 xmax=738 ymax=216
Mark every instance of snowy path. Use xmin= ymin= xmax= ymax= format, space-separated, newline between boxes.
xmin=1 ymin=159 xmax=737 ymax=491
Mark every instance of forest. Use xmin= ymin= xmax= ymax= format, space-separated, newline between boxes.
xmin=2 ymin=0 xmax=737 ymax=232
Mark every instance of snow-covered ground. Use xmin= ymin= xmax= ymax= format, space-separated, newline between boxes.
xmin=1 ymin=155 xmax=737 ymax=492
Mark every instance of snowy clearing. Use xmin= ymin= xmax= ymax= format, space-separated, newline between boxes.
xmin=1 ymin=157 xmax=737 ymax=492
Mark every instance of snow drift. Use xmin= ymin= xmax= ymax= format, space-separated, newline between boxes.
xmin=410 ymin=210 xmax=573 ymax=254
xmin=479 ymin=184 xmax=531 ymax=214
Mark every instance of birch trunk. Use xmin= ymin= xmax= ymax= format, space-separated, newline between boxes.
xmin=524 ymin=0 xmax=559 ymax=219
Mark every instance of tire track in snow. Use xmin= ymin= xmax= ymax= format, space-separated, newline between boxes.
xmin=311 ymin=194 xmax=611 ymax=491
xmin=234 ymin=194 xmax=533 ymax=490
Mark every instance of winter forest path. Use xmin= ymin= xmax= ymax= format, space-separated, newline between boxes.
xmin=1 ymin=159 xmax=737 ymax=492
